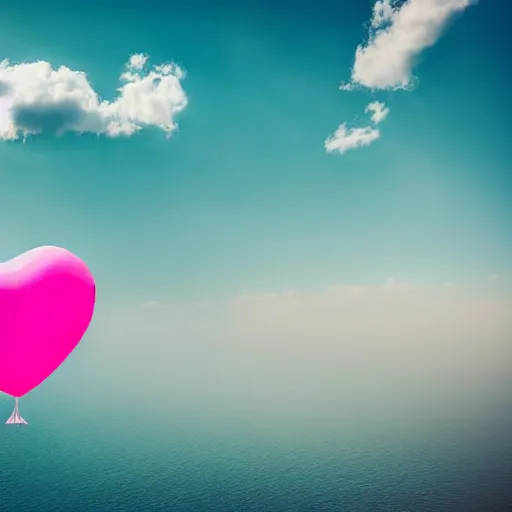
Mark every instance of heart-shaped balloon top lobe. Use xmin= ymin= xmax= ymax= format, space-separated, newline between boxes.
xmin=0 ymin=246 xmax=96 ymax=397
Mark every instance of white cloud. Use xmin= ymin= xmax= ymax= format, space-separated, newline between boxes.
xmin=127 ymin=53 xmax=148 ymax=71
xmin=371 ymin=0 xmax=396 ymax=28
xmin=348 ymin=0 xmax=474 ymax=90
xmin=0 ymin=53 xmax=187 ymax=140
xmin=339 ymin=82 xmax=356 ymax=92
xmin=365 ymin=100 xmax=390 ymax=124
xmin=325 ymin=123 xmax=380 ymax=154
xmin=327 ymin=0 xmax=474 ymax=155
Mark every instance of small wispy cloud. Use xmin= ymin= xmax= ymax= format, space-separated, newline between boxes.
xmin=0 ymin=54 xmax=187 ymax=141
xmin=365 ymin=101 xmax=390 ymax=124
xmin=127 ymin=53 xmax=149 ymax=71
xmin=325 ymin=100 xmax=389 ymax=155
xmin=325 ymin=123 xmax=380 ymax=155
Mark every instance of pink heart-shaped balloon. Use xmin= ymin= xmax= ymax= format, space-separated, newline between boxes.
xmin=0 ymin=246 xmax=96 ymax=398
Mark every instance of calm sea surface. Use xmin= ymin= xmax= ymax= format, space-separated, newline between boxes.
xmin=2 ymin=386 xmax=511 ymax=512
xmin=1 ymin=338 xmax=512 ymax=512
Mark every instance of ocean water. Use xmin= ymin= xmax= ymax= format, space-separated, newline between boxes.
xmin=1 ymin=322 xmax=512 ymax=512
xmin=2 ymin=377 xmax=511 ymax=512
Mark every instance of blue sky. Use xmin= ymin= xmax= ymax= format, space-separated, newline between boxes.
xmin=1 ymin=6 xmax=511 ymax=510
xmin=0 ymin=0 xmax=511 ymax=460
xmin=0 ymin=0 xmax=509 ymax=306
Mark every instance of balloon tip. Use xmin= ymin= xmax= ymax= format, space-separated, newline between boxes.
xmin=5 ymin=397 xmax=28 ymax=425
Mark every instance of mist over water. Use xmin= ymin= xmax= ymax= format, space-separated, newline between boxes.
xmin=2 ymin=283 xmax=512 ymax=511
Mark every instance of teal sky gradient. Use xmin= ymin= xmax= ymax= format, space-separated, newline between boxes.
xmin=1 ymin=4 xmax=512 ymax=511
xmin=0 ymin=0 xmax=509 ymax=304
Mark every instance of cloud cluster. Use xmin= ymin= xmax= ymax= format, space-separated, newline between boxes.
xmin=325 ymin=101 xmax=388 ymax=155
xmin=326 ymin=0 xmax=474 ymax=156
xmin=0 ymin=54 xmax=187 ymax=141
